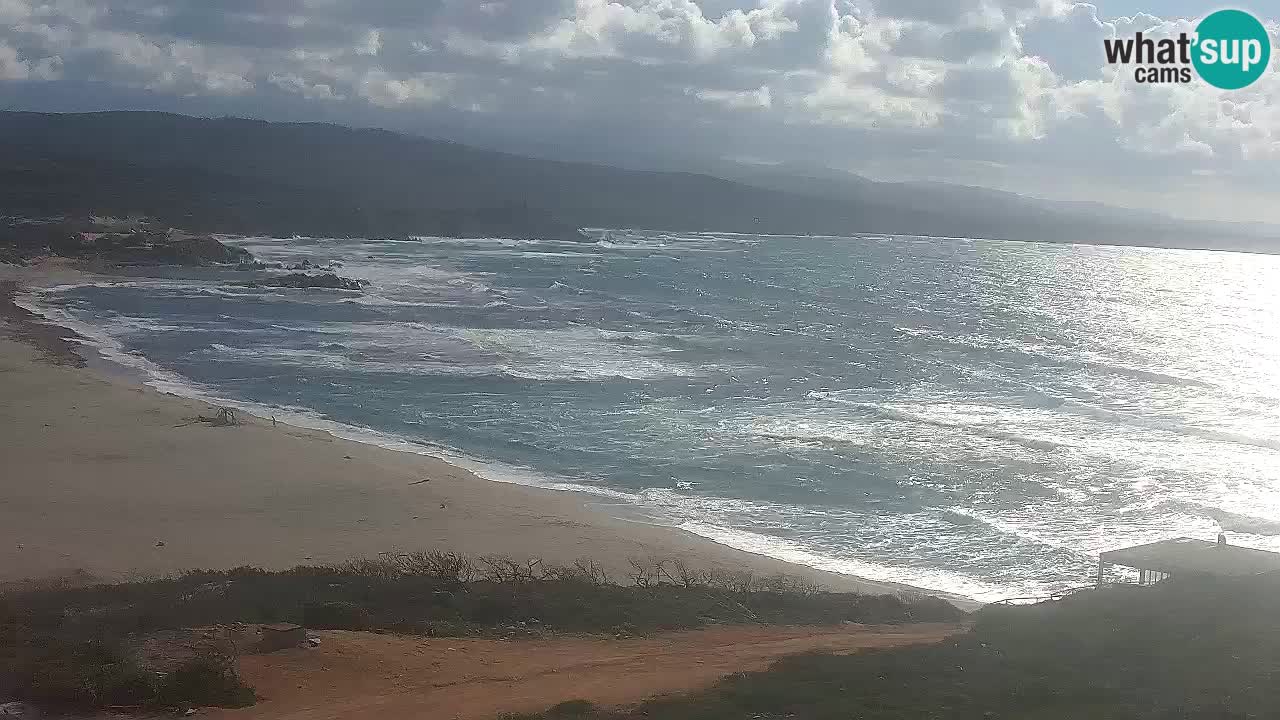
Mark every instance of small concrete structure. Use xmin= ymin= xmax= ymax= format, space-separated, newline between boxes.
xmin=258 ymin=622 xmax=307 ymax=652
xmin=1098 ymin=537 xmax=1280 ymax=587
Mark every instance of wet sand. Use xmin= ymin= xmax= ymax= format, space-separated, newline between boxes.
xmin=0 ymin=262 xmax=972 ymax=605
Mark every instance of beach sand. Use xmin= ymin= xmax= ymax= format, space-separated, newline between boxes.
xmin=0 ymin=263 xmax=963 ymax=602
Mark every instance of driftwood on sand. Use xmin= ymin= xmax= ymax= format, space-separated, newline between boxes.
xmin=177 ymin=407 xmax=241 ymax=428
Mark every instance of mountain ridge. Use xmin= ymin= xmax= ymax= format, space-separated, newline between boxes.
xmin=1 ymin=110 xmax=1275 ymax=251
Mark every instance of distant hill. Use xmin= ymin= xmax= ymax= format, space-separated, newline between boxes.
xmin=0 ymin=111 xmax=1275 ymax=250
xmin=714 ymin=160 xmax=1280 ymax=251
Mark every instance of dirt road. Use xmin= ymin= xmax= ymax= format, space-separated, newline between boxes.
xmin=211 ymin=623 xmax=961 ymax=720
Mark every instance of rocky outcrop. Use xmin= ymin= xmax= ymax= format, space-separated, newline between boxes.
xmin=0 ymin=218 xmax=253 ymax=266
xmin=247 ymin=272 xmax=368 ymax=291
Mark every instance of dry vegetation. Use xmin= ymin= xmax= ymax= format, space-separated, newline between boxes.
xmin=509 ymin=573 xmax=1280 ymax=720
xmin=0 ymin=551 xmax=962 ymax=713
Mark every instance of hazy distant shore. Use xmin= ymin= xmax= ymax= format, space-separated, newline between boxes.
xmin=0 ymin=262 xmax=971 ymax=606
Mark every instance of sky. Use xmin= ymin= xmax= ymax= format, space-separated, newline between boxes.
xmin=1 ymin=1 xmax=1278 ymax=225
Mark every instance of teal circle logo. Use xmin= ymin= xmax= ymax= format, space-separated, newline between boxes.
xmin=1192 ymin=9 xmax=1271 ymax=90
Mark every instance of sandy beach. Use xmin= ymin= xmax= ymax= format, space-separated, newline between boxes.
xmin=0 ymin=262 xmax=947 ymax=600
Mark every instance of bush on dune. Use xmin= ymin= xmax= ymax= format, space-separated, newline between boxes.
xmin=0 ymin=630 xmax=254 ymax=711
xmin=510 ymin=574 xmax=1280 ymax=720
xmin=0 ymin=551 xmax=962 ymax=712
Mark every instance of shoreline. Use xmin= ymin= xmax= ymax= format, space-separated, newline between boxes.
xmin=0 ymin=261 xmax=978 ymax=608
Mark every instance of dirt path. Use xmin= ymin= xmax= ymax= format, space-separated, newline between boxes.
xmin=210 ymin=623 xmax=962 ymax=720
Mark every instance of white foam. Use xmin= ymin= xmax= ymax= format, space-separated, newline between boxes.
xmin=22 ymin=288 xmax=641 ymax=498
xmin=197 ymin=320 xmax=700 ymax=382
xmin=678 ymin=520 xmax=1011 ymax=602
xmin=1061 ymin=400 xmax=1280 ymax=452
xmin=15 ymin=289 xmax=1001 ymax=601
xmin=801 ymin=394 xmax=1070 ymax=453
xmin=457 ymin=326 xmax=698 ymax=381
xmin=15 ymin=292 xmax=211 ymax=398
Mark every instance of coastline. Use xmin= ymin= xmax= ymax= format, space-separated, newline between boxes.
xmin=0 ymin=262 xmax=976 ymax=607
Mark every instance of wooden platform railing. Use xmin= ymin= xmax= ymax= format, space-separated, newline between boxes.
xmin=990 ymin=584 xmax=1095 ymax=606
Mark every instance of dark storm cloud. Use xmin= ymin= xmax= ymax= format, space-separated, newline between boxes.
xmin=99 ymin=4 xmax=363 ymax=50
xmin=0 ymin=0 xmax=1276 ymax=222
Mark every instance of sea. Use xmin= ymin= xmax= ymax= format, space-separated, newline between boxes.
xmin=20 ymin=230 xmax=1280 ymax=602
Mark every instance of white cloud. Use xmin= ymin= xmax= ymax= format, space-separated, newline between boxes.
xmin=354 ymin=28 xmax=381 ymax=57
xmin=801 ymin=75 xmax=942 ymax=128
xmin=516 ymin=0 xmax=801 ymax=62
xmin=0 ymin=0 xmax=32 ymax=25
xmin=1027 ymin=12 xmax=1280 ymax=164
xmin=691 ymin=83 xmax=771 ymax=108
xmin=79 ymin=31 xmax=255 ymax=95
xmin=0 ymin=0 xmax=1276 ymax=221
xmin=268 ymin=71 xmax=342 ymax=100
xmin=884 ymin=58 xmax=944 ymax=95
xmin=0 ymin=42 xmax=30 ymax=80
xmin=357 ymin=70 xmax=454 ymax=108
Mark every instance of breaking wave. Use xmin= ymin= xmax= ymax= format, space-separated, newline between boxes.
xmin=24 ymin=229 xmax=1280 ymax=602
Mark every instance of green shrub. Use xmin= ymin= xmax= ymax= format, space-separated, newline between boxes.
xmin=302 ymin=600 xmax=371 ymax=630
xmin=514 ymin=574 xmax=1280 ymax=720
xmin=154 ymin=658 xmax=256 ymax=708
xmin=0 ymin=552 xmax=966 ymax=714
xmin=3 ymin=646 xmax=252 ymax=712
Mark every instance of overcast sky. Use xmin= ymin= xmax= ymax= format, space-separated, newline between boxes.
xmin=1 ymin=1 xmax=1277 ymax=224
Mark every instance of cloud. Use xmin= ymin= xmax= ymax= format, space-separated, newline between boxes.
xmin=268 ymin=71 xmax=342 ymax=101
xmin=357 ymin=70 xmax=454 ymax=108
xmin=690 ymin=83 xmax=772 ymax=108
xmin=0 ymin=42 xmax=31 ymax=80
xmin=354 ymin=29 xmax=382 ymax=57
xmin=0 ymin=0 xmax=1276 ymax=222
